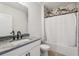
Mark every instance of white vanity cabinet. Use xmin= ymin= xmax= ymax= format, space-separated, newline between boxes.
xmin=1 ymin=39 xmax=41 ymax=56
xmin=21 ymin=40 xmax=41 ymax=56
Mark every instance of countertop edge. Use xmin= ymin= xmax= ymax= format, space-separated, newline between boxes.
xmin=0 ymin=39 xmax=40 ymax=55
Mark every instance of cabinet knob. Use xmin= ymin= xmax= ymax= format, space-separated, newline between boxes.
xmin=26 ymin=54 xmax=28 ymax=56
xmin=28 ymin=52 xmax=30 ymax=56
xmin=26 ymin=52 xmax=30 ymax=56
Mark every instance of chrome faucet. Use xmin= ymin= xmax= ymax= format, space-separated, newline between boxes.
xmin=17 ymin=31 xmax=22 ymax=40
xmin=10 ymin=30 xmax=15 ymax=40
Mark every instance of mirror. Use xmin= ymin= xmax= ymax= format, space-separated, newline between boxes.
xmin=0 ymin=13 xmax=12 ymax=37
xmin=0 ymin=2 xmax=28 ymax=38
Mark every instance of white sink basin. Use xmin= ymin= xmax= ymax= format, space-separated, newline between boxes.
xmin=10 ymin=39 xmax=30 ymax=46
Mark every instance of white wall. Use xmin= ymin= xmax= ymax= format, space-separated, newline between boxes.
xmin=0 ymin=4 xmax=28 ymax=34
xmin=24 ymin=2 xmax=42 ymax=38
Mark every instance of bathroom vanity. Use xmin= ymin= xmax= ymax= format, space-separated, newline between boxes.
xmin=0 ymin=3 xmax=41 ymax=56
xmin=0 ymin=37 xmax=41 ymax=56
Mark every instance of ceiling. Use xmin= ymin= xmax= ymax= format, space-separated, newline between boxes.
xmin=44 ymin=2 xmax=76 ymax=10
xmin=0 ymin=2 xmax=28 ymax=13
xmin=0 ymin=2 xmax=76 ymax=13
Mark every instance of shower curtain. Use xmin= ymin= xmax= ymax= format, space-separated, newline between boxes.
xmin=45 ymin=13 xmax=77 ymax=47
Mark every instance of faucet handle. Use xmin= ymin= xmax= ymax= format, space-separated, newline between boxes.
xmin=10 ymin=30 xmax=15 ymax=35
xmin=10 ymin=30 xmax=15 ymax=40
xmin=17 ymin=31 xmax=22 ymax=39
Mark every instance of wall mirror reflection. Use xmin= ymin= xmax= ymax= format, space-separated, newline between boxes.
xmin=0 ymin=2 xmax=28 ymax=40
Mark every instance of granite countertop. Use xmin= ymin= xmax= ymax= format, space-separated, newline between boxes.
xmin=0 ymin=37 xmax=41 ymax=55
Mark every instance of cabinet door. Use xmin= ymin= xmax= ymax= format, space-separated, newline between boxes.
xmin=20 ymin=40 xmax=41 ymax=56
xmin=21 ymin=51 xmax=31 ymax=56
xmin=30 ymin=45 xmax=40 ymax=56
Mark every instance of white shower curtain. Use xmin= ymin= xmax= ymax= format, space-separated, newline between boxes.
xmin=45 ymin=13 xmax=76 ymax=47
